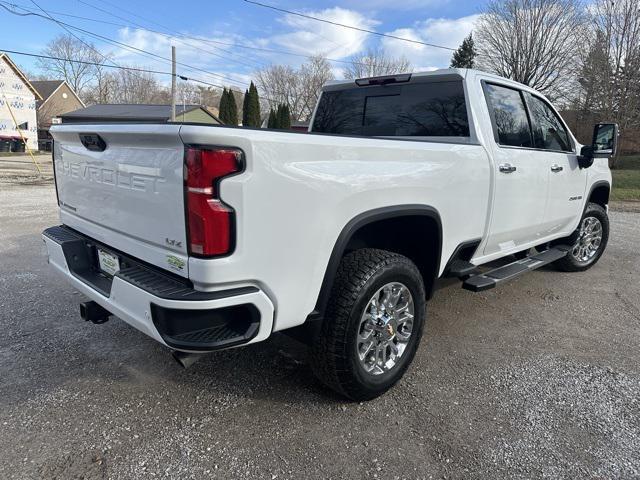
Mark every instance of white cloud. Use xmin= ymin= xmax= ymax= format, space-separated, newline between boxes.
xmin=108 ymin=9 xmax=376 ymax=89
xmin=381 ymin=14 xmax=480 ymax=71
xmin=100 ymin=11 xmax=478 ymax=89
xmin=110 ymin=28 xmax=258 ymax=88
xmin=270 ymin=7 xmax=378 ymax=59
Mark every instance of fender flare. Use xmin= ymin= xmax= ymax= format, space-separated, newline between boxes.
xmin=586 ymin=180 xmax=611 ymax=207
xmin=307 ymin=205 xmax=442 ymax=323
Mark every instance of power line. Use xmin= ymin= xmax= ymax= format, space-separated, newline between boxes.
xmin=74 ymin=0 xmax=263 ymax=70
xmin=1 ymin=47 xmax=201 ymax=84
xmin=28 ymin=0 xmax=120 ymax=69
xmin=0 ymin=0 xmax=376 ymax=68
xmin=0 ymin=48 xmax=284 ymax=104
xmin=90 ymin=0 xmax=355 ymax=65
xmin=0 ymin=2 xmax=251 ymax=87
xmin=0 ymin=48 xmax=176 ymax=77
xmin=36 ymin=4 xmax=250 ymax=86
xmin=243 ymin=0 xmax=457 ymax=52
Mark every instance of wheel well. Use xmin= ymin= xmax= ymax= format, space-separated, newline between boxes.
xmin=309 ymin=207 xmax=442 ymax=325
xmin=343 ymin=215 xmax=440 ymax=296
xmin=589 ymin=184 xmax=610 ymax=208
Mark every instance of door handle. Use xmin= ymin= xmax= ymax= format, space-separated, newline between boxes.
xmin=499 ymin=163 xmax=517 ymax=173
xmin=551 ymin=164 xmax=563 ymax=173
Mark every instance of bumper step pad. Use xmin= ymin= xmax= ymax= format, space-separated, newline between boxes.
xmin=151 ymin=304 xmax=260 ymax=351
xmin=462 ymin=246 xmax=571 ymax=292
xmin=43 ymin=225 xmax=255 ymax=300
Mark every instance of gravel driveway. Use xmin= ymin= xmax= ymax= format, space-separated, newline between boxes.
xmin=0 ymin=182 xmax=638 ymax=479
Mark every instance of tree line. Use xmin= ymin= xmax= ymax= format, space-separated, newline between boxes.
xmin=32 ymin=0 xmax=639 ymax=154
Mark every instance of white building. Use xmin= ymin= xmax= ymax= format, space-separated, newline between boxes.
xmin=0 ymin=52 xmax=41 ymax=152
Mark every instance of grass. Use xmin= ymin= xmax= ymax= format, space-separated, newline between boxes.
xmin=611 ymin=155 xmax=640 ymax=202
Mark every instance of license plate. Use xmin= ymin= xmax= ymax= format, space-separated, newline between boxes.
xmin=97 ymin=248 xmax=120 ymax=276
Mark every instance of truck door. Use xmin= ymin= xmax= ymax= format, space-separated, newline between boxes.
xmin=523 ymin=93 xmax=587 ymax=236
xmin=482 ymin=82 xmax=549 ymax=257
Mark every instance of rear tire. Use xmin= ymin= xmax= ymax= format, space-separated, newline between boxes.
xmin=311 ymin=249 xmax=426 ymax=401
xmin=554 ymin=202 xmax=609 ymax=272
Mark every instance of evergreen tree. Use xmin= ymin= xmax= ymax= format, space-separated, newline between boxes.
xmin=277 ymin=104 xmax=291 ymax=129
xmin=227 ymin=90 xmax=239 ymax=125
xmin=450 ymin=33 xmax=477 ymax=69
xmin=219 ymin=88 xmax=229 ymax=124
xmin=267 ymin=108 xmax=277 ymax=128
xmin=245 ymin=82 xmax=261 ymax=127
xmin=578 ymin=30 xmax=611 ymax=114
xmin=242 ymin=88 xmax=250 ymax=126
xmin=275 ymin=104 xmax=284 ymax=128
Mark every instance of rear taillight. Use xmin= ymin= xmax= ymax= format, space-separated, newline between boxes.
xmin=185 ymin=147 xmax=243 ymax=257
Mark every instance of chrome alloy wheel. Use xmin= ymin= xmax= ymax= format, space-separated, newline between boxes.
xmin=571 ymin=216 xmax=603 ymax=264
xmin=357 ymin=282 xmax=415 ymax=375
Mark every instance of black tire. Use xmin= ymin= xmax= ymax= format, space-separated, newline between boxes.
xmin=554 ymin=202 xmax=609 ymax=272
xmin=311 ymin=248 xmax=426 ymax=401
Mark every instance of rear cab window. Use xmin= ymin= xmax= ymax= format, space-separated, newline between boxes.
xmin=483 ymin=83 xmax=533 ymax=148
xmin=311 ymin=80 xmax=470 ymax=138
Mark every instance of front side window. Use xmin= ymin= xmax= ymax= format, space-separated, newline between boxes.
xmin=526 ymin=94 xmax=572 ymax=152
xmin=312 ymin=81 xmax=470 ymax=137
xmin=484 ymin=83 xmax=533 ymax=148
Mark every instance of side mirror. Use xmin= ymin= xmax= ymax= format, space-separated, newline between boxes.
xmin=592 ymin=123 xmax=618 ymax=157
xmin=578 ymin=123 xmax=618 ymax=168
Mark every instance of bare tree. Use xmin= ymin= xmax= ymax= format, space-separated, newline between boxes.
xmin=256 ymin=64 xmax=299 ymax=118
xmin=83 ymin=62 xmax=114 ymax=105
xmin=298 ymin=55 xmax=335 ymax=121
xmin=118 ymin=69 xmax=166 ymax=104
xmin=343 ymin=48 xmax=412 ymax=79
xmin=194 ymin=86 xmax=222 ymax=108
xmin=255 ymin=55 xmax=334 ymax=122
xmin=86 ymin=68 xmax=166 ymax=104
xmin=475 ymin=0 xmax=587 ymax=100
xmin=37 ymin=34 xmax=105 ymax=98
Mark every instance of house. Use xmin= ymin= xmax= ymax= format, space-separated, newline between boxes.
xmin=31 ymin=80 xmax=84 ymax=151
xmin=60 ymin=104 xmax=221 ymax=125
xmin=0 ymin=52 xmax=41 ymax=152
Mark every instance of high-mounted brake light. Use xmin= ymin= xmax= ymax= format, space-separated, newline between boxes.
xmin=185 ymin=147 xmax=243 ymax=256
xmin=355 ymin=73 xmax=412 ymax=87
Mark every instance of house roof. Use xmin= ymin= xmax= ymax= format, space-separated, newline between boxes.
xmin=0 ymin=52 xmax=43 ymax=100
xmin=61 ymin=104 xmax=220 ymax=123
xmin=31 ymin=79 xmax=85 ymax=110
xmin=31 ymin=80 xmax=64 ymax=101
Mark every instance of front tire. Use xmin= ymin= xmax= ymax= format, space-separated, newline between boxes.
xmin=311 ymin=249 xmax=426 ymax=401
xmin=554 ymin=202 xmax=609 ymax=272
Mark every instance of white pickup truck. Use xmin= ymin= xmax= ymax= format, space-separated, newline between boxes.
xmin=43 ymin=68 xmax=616 ymax=400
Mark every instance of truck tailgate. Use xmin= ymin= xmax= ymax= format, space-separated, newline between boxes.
xmin=50 ymin=124 xmax=189 ymax=277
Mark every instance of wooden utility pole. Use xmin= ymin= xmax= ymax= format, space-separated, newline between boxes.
xmin=170 ymin=46 xmax=176 ymax=122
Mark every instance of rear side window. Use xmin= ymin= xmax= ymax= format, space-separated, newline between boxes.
xmin=312 ymin=81 xmax=470 ymax=137
xmin=526 ymin=94 xmax=572 ymax=152
xmin=484 ymin=83 xmax=532 ymax=148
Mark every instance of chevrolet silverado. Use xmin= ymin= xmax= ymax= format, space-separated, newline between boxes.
xmin=42 ymin=69 xmax=617 ymax=400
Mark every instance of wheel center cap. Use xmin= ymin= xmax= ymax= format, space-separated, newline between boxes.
xmin=375 ymin=315 xmax=396 ymax=341
xmin=386 ymin=323 xmax=394 ymax=337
